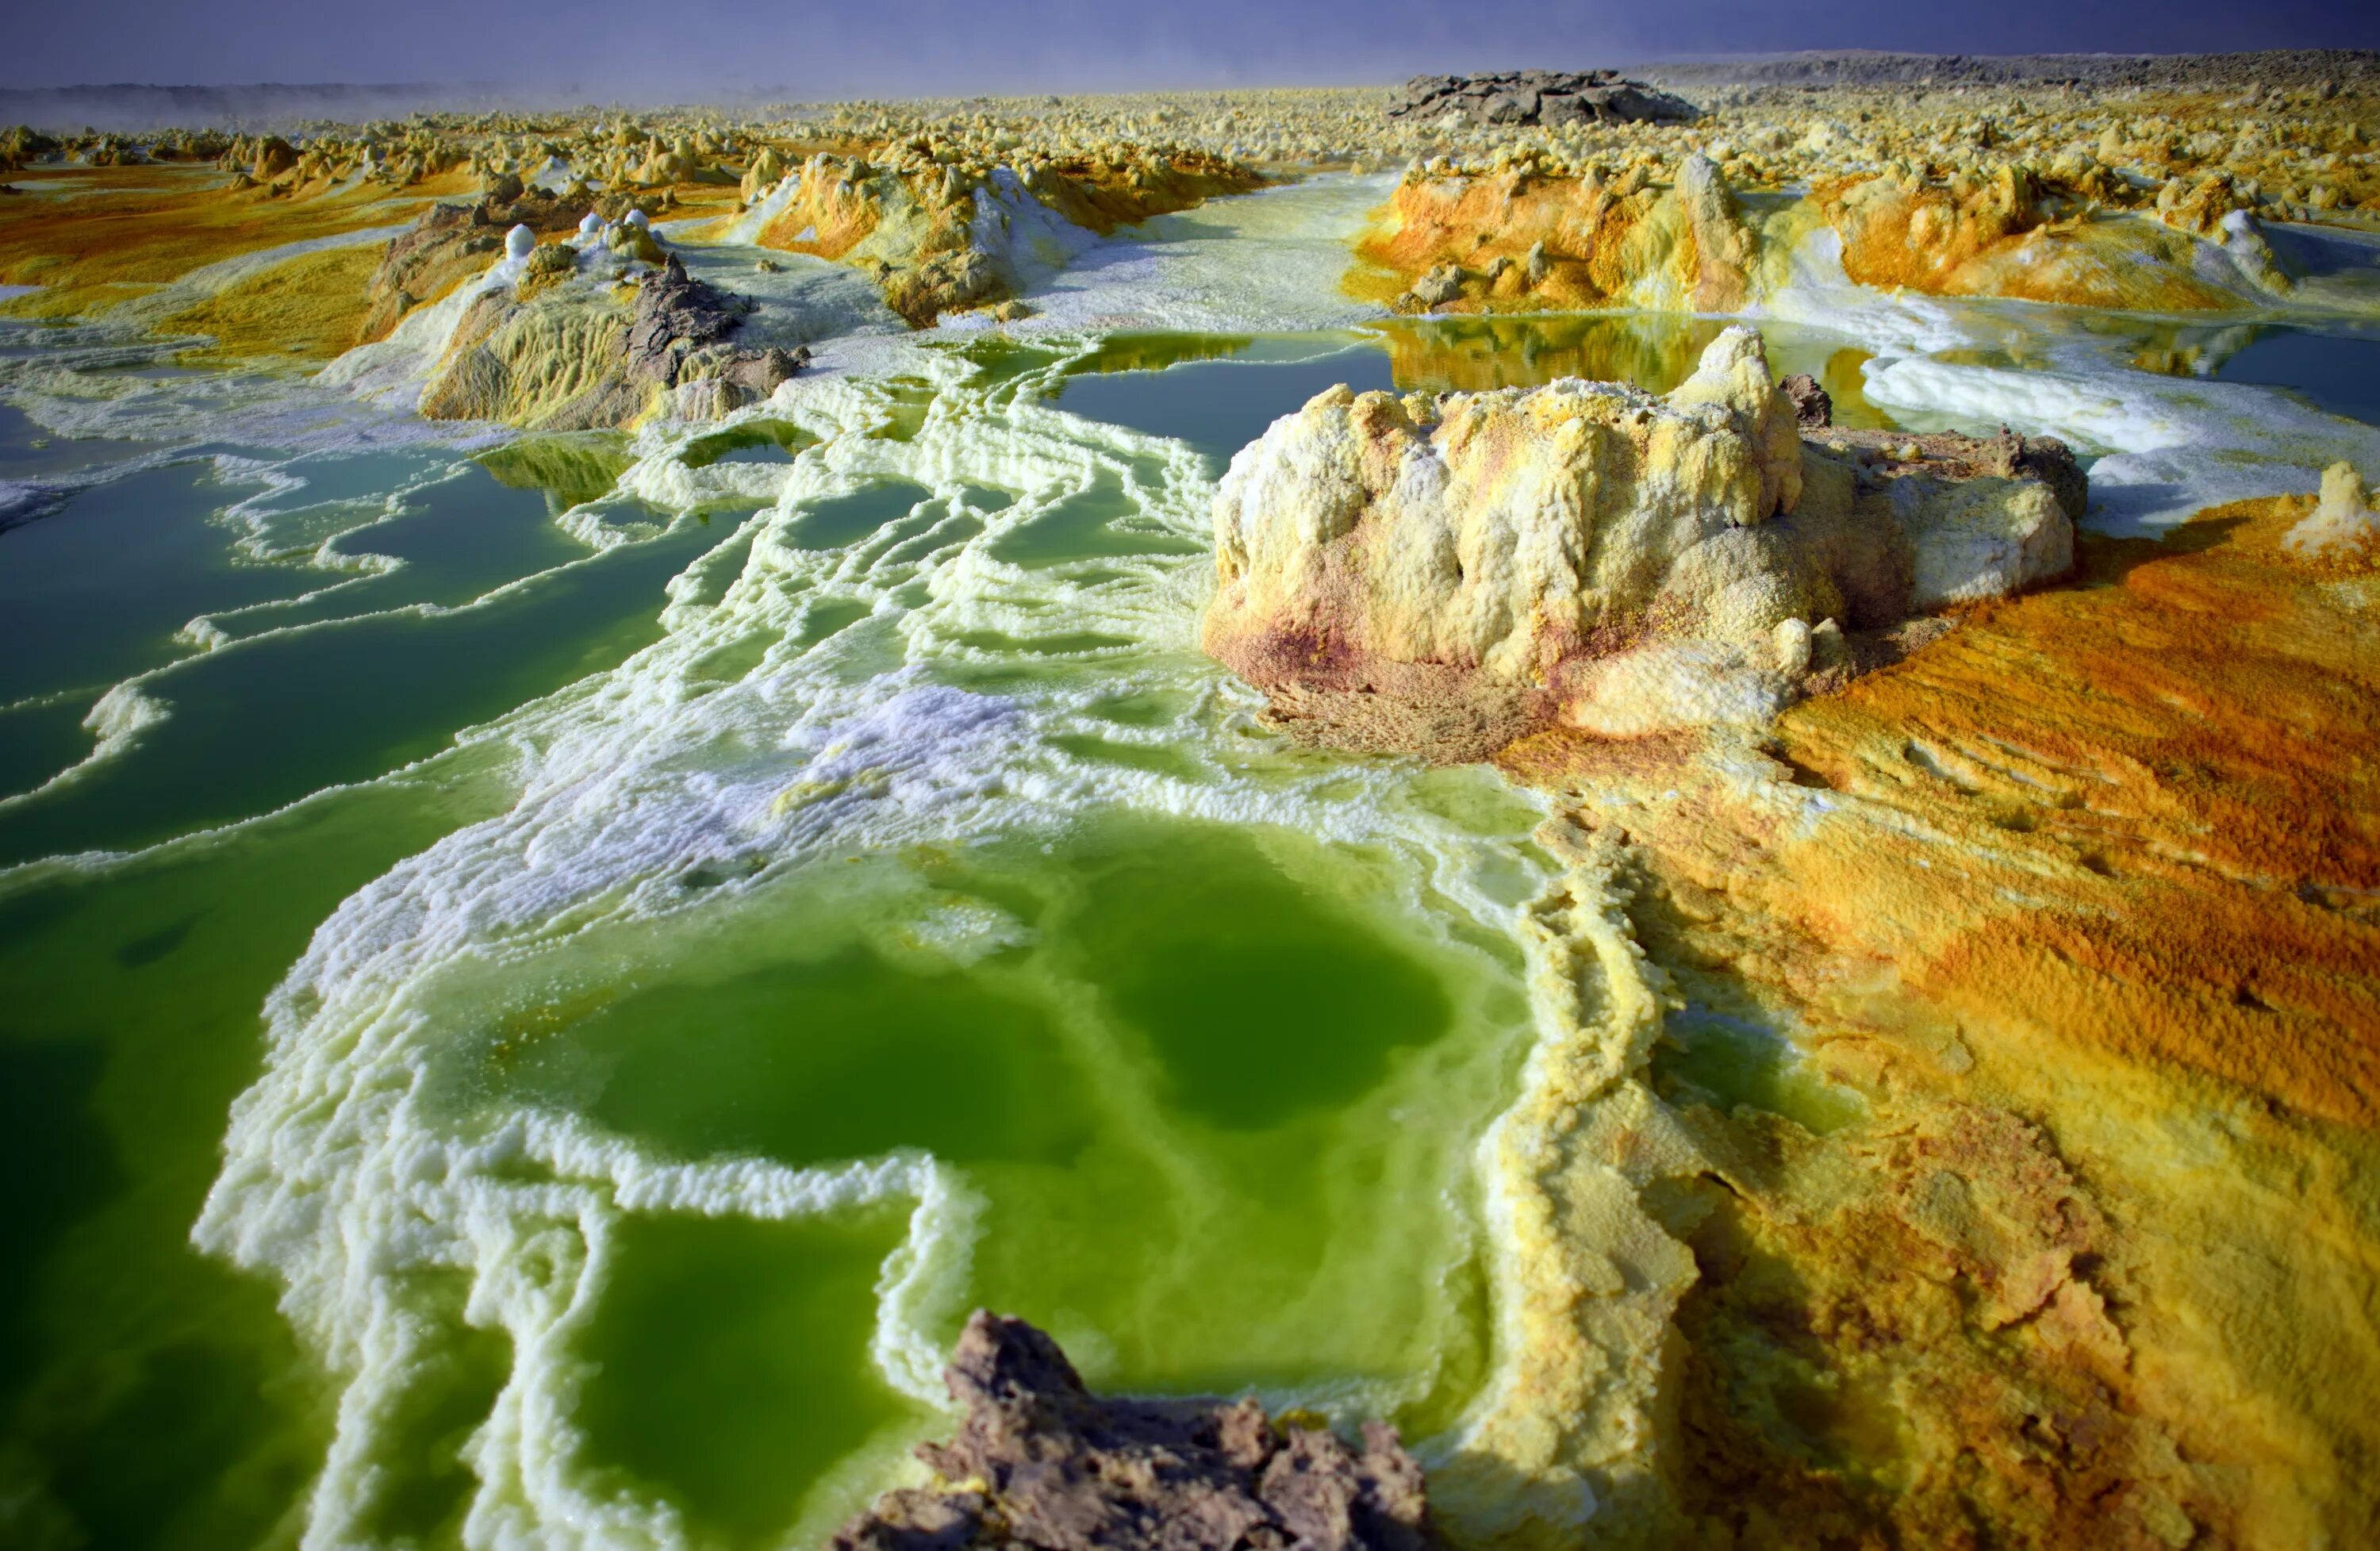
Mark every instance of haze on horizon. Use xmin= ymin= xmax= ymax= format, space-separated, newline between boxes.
xmin=7 ymin=0 xmax=2380 ymax=104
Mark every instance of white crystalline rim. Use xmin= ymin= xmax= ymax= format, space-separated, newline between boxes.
xmin=170 ymin=353 xmax=1564 ymax=1551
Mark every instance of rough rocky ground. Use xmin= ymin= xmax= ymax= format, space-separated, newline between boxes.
xmin=1637 ymin=48 xmax=2380 ymax=94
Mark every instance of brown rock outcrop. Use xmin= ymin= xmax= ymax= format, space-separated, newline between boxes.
xmin=830 ymin=1312 xmax=1431 ymax=1551
xmin=1778 ymin=372 xmax=1832 ymax=429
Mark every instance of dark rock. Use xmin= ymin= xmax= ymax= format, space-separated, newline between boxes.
xmin=1622 ymin=47 xmax=2380 ymax=95
xmin=1385 ymin=70 xmax=1699 ymax=128
xmin=1983 ymin=425 xmax=2088 ymax=522
xmin=1814 ymin=424 xmax=2090 ymax=527
xmin=719 ymin=344 xmax=810 ymax=397
xmin=626 ymin=253 xmax=747 ymax=385
xmin=1483 ymin=90 xmax=1540 ymax=125
xmin=828 ymin=1311 xmax=1433 ymax=1551
xmin=627 ymin=257 xmax=810 ymax=410
xmin=1537 ymin=94 xmax=1594 ymax=129
xmin=1780 ymin=373 xmax=1833 ymax=429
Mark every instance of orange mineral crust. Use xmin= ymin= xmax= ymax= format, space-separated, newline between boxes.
xmin=1508 ymin=497 xmax=2379 ymax=1123
xmin=1816 ymin=171 xmax=2245 ymax=312
xmin=1800 ymin=503 xmax=2367 ymax=1119
xmin=1349 ymin=161 xmax=1762 ymax=315
xmin=0 ymin=165 xmax=446 ymax=323
xmin=1499 ymin=497 xmax=2380 ymax=1541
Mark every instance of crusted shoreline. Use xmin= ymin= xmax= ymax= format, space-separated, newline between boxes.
xmin=1196 ymin=332 xmax=2380 ymax=1545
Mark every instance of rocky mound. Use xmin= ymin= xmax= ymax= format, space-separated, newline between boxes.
xmin=628 ymin=254 xmax=810 ymax=414
xmin=830 ymin=1311 xmax=1430 ymax=1551
xmin=1387 ymin=72 xmax=1699 ymax=129
xmin=419 ymin=254 xmax=806 ymax=430
xmin=362 ymin=186 xmax=597 ymax=343
xmin=750 ymin=143 xmax=1262 ymax=326
xmin=1204 ymin=327 xmax=2079 ymax=755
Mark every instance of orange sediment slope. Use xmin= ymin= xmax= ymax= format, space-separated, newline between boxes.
xmin=1509 ymin=500 xmax=2380 ymax=1123
xmin=0 ymin=165 xmax=447 ymax=323
xmin=1495 ymin=498 xmax=2380 ymax=1542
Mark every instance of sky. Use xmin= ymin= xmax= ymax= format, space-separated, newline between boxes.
xmin=6 ymin=0 xmax=2378 ymax=99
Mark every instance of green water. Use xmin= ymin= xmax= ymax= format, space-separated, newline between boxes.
xmin=0 ymin=770 xmax=516 ymax=1551
xmin=1029 ymin=316 xmax=1902 ymax=470
xmin=576 ymin=1210 xmax=918 ymax=1548
xmin=0 ymin=316 xmax=1904 ymax=1551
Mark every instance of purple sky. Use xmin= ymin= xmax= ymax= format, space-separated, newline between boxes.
xmin=7 ymin=0 xmax=2378 ymax=98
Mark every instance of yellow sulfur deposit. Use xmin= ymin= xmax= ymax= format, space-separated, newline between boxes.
xmin=1206 ymin=328 xmax=2076 ymax=750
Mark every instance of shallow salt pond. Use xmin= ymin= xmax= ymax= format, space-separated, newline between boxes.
xmin=0 ymin=301 xmax=2374 ymax=1551
xmin=0 ymin=332 xmax=1568 ymax=1550
xmin=1034 ymin=315 xmax=1902 ymax=469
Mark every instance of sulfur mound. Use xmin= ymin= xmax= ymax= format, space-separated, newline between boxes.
xmin=418 ymin=254 xmax=805 ymax=429
xmin=2285 ymin=460 xmax=2380 ymax=562
xmin=1357 ymin=155 xmax=1772 ymax=316
xmin=753 ymin=144 xmax=1262 ymax=325
xmin=1203 ymin=326 xmax=2077 ymax=753
xmin=361 ymin=184 xmax=597 ymax=342
xmin=828 ymin=1311 xmax=1431 ymax=1551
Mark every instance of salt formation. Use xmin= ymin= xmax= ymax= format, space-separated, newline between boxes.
xmin=749 ymin=144 xmax=1261 ymax=324
xmin=1204 ymin=326 xmax=2077 ymax=745
xmin=830 ymin=1311 xmax=1430 ymax=1551
xmin=2285 ymin=460 xmax=2380 ymax=559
